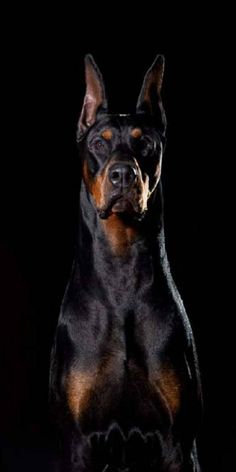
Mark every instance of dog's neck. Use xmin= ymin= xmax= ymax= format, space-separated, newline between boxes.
xmin=76 ymin=181 xmax=166 ymax=271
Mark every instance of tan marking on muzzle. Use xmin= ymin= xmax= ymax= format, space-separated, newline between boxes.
xmin=131 ymin=158 xmax=150 ymax=213
xmin=91 ymin=173 xmax=107 ymax=208
xmin=83 ymin=161 xmax=110 ymax=209
xmin=132 ymin=156 xmax=163 ymax=212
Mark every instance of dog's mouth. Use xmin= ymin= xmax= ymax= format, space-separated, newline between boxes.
xmin=111 ymin=196 xmax=134 ymax=213
xmin=98 ymin=194 xmax=145 ymax=221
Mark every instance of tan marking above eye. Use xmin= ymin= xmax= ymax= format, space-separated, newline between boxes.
xmin=131 ymin=128 xmax=142 ymax=139
xmin=101 ymin=129 xmax=113 ymax=140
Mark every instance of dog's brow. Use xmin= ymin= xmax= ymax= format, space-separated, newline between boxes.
xmin=131 ymin=128 xmax=142 ymax=139
xmin=101 ymin=129 xmax=113 ymax=140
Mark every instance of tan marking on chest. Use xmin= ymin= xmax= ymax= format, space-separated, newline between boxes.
xmin=66 ymin=370 xmax=95 ymax=419
xmin=151 ymin=367 xmax=181 ymax=416
xmin=66 ymin=349 xmax=125 ymax=420
xmin=102 ymin=214 xmax=137 ymax=256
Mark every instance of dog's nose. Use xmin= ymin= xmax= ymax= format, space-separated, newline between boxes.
xmin=109 ymin=163 xmax=137 ymax=188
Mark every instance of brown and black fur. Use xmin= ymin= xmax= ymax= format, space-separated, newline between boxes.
xmin=49 ymin=54 xmax=202 ymax=471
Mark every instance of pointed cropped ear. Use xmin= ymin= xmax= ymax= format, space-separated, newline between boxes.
xmin=77 ymin=54 xmax=108 ymax=140
xmin=136 ymin=55 xmax=166 ymax=133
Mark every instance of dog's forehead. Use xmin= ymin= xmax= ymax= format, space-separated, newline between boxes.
xmin=91 ymin=113 xmax=155 ymax=134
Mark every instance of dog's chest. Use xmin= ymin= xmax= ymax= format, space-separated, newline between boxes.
xmin=65 ymin=304 xmax=181 ymax=433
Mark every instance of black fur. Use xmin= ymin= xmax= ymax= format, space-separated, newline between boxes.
xmin=49 ymin=54 xmax=202 ymax=471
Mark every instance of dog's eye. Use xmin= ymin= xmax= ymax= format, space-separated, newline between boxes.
xmin=90 ymin=138 xmax=105 ymax=152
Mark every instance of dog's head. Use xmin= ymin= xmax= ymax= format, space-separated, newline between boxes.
xmin=77 ymin=55 xmax=166 ymax=221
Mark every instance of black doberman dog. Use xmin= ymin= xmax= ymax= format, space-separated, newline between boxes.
xmin=49 ymin=54 xmax=202 ymax=471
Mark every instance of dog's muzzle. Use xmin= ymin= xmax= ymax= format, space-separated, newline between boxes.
xmin=97 ymin=159 xmax=147 ymax=221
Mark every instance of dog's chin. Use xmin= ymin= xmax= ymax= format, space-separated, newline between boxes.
xmin=111 ymin=197 xmax=134 ymax=214
xmin=98 ymin=197 xmax=145 ymax=221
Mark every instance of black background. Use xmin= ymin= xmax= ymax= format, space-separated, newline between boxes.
xmin=0 ymin=6 xmax=234 ymax=471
